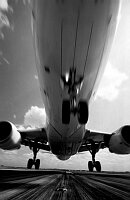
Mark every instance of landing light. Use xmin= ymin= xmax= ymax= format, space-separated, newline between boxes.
xmin=65 ymin=73 xmax=69 ymax=82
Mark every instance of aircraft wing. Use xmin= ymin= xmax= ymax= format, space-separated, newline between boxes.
xmin=0 ymin=121 xmax=50 ymax=151
xmin=78 ymin=129 xmax=110 ymax=153
xmin=19 ymin=128 xmax=50 ymax=151
xmin=79 ymin=126 xmax=130 ymax=155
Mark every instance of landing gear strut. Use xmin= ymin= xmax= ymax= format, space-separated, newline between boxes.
xmin=88 ymin=140 xmax=101 ymax=172
xmin=61 ymin=68 xmax=88 ymax=124
xmin=27 ymin=145 xmax=40 ymax=170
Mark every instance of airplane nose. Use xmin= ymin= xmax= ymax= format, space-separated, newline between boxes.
xmin=56 ymin=155 xmax=71 ymax=161
xmin=50 ymin=142 xmax=72 ymax=156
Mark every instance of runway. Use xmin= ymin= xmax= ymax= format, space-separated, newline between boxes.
xmin=0 ymin=169 xmax=129 ymax=200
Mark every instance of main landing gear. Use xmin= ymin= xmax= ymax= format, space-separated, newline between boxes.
xmin=27 ymin=146 xmax=40 ymax=170
xmin=61 ymin=68 xmax=88 ymax=124
xmin=62 ymin=99 xmax=88 ymax=124
xmin=88 ymin=140 xmax=101 ymax=172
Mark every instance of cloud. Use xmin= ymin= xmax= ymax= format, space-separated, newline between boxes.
xmin=34 ymin=75 xmax=38 ymax=80
xmin=0 ymin=50 xmax=10 ymax=65
xmin=24 ymin=106 xmax=47 ymax=128
xmin=0 ymin=0 xmax=30 ymax=40
xmin=96 ymin=149 xmax=130 ymax=172
xmin=23 ymin=152 xmax=33 ymax=157
xmin=16 ymin=106 xmax=47 ymax=130
xmin=0 ymin=12 xmax=10 ymax=39
xmin=23 ymin=0 xmax=31 ymax=6
xmin=0 ymin=0 xmax=11 ymax=32
xmin=96 ymin=62 xmax=128 ymax=101
xmin=0 ymin=0 xmax=8 ymax=10
xmin=13 ymin=114 xmax=16 ymax=119
xmin=1 ymin=149 xmax=17 ymax=155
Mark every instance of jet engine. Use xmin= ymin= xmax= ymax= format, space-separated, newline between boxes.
xmin=108 ymin=125 xmax=130 ymax=154
xmin=0 ymin=121 xmax=21 ymax=150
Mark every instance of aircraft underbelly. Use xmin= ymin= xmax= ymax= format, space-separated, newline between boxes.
xmin=35 ymin=0 xmax=119 ymax=102
xmin=33 ymin=0 xmax=120 ymax=156
xmin=48 ymin=123 xmax=85 ymax=156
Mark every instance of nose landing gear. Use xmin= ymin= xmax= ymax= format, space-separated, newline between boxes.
xmin=62 ymin=99 xmax=88 ymax=124
xmin=61 ymin=68 xmax=88 ymax=125
xmin=77 ymin=100 xmax=88 ymax=124
xmin=27 ymin=146 xmax=40 ymax=170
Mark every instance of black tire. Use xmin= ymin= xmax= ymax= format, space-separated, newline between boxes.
xmin=35 ymin=159 xmax=40 ymax=170
xmin=27 ymin=159 xmax=33 ymax=169
xmin=62 ymin=100 xmax=70 ymax=124
xmin=77 ymin=101 xmax=88 ymax=124
xmin=88 ymin=161 xmax=93 ymax=172
xmin=95 ymin=161 xmax=101 ymax=172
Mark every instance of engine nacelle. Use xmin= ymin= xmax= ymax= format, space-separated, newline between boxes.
xmin=109 ymin=125 xmax=130 ymax=154
xmin=0 ymin=121 xmax=21 ymax=150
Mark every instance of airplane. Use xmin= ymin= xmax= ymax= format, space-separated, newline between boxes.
xmin=0 ymin=0 xmax=130 ymax=172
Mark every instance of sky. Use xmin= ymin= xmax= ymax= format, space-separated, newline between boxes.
xmin=0 ymin=0 xmax=130 ymax=171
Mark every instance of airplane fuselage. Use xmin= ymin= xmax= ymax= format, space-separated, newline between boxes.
xmin=32 ymin=0 xmax=120 ymax=160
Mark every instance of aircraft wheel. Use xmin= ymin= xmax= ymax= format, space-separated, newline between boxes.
xmin=27 ymin=158 xmax=33 ymax=169
xmin=95 ymin=161 xmax=101 ymax=172
xmin=62 ymin=100 xmax=70 ymax=124
xmin=88 ymin=161 xmax=93 ymax=172
xmin=77 ymin=101 xmax=88 ymax=124
xmin=35 ymin=159 xmax=40 ymax=170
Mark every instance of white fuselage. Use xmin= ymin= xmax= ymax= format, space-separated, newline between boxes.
xmin=32 ymin=0 xmax=120 ymax=160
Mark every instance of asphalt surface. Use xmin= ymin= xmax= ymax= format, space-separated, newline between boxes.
xmin=0 ymin=169 xmax=129 ymax=200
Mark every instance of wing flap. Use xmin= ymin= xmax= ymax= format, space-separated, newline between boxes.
xmin=78 ymin=129 xmax=111 ymax=152
xmin=19 ymin=128 xmax=50 ymax=151
xmin=19 ymin=128 xmax=48 ymax=142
